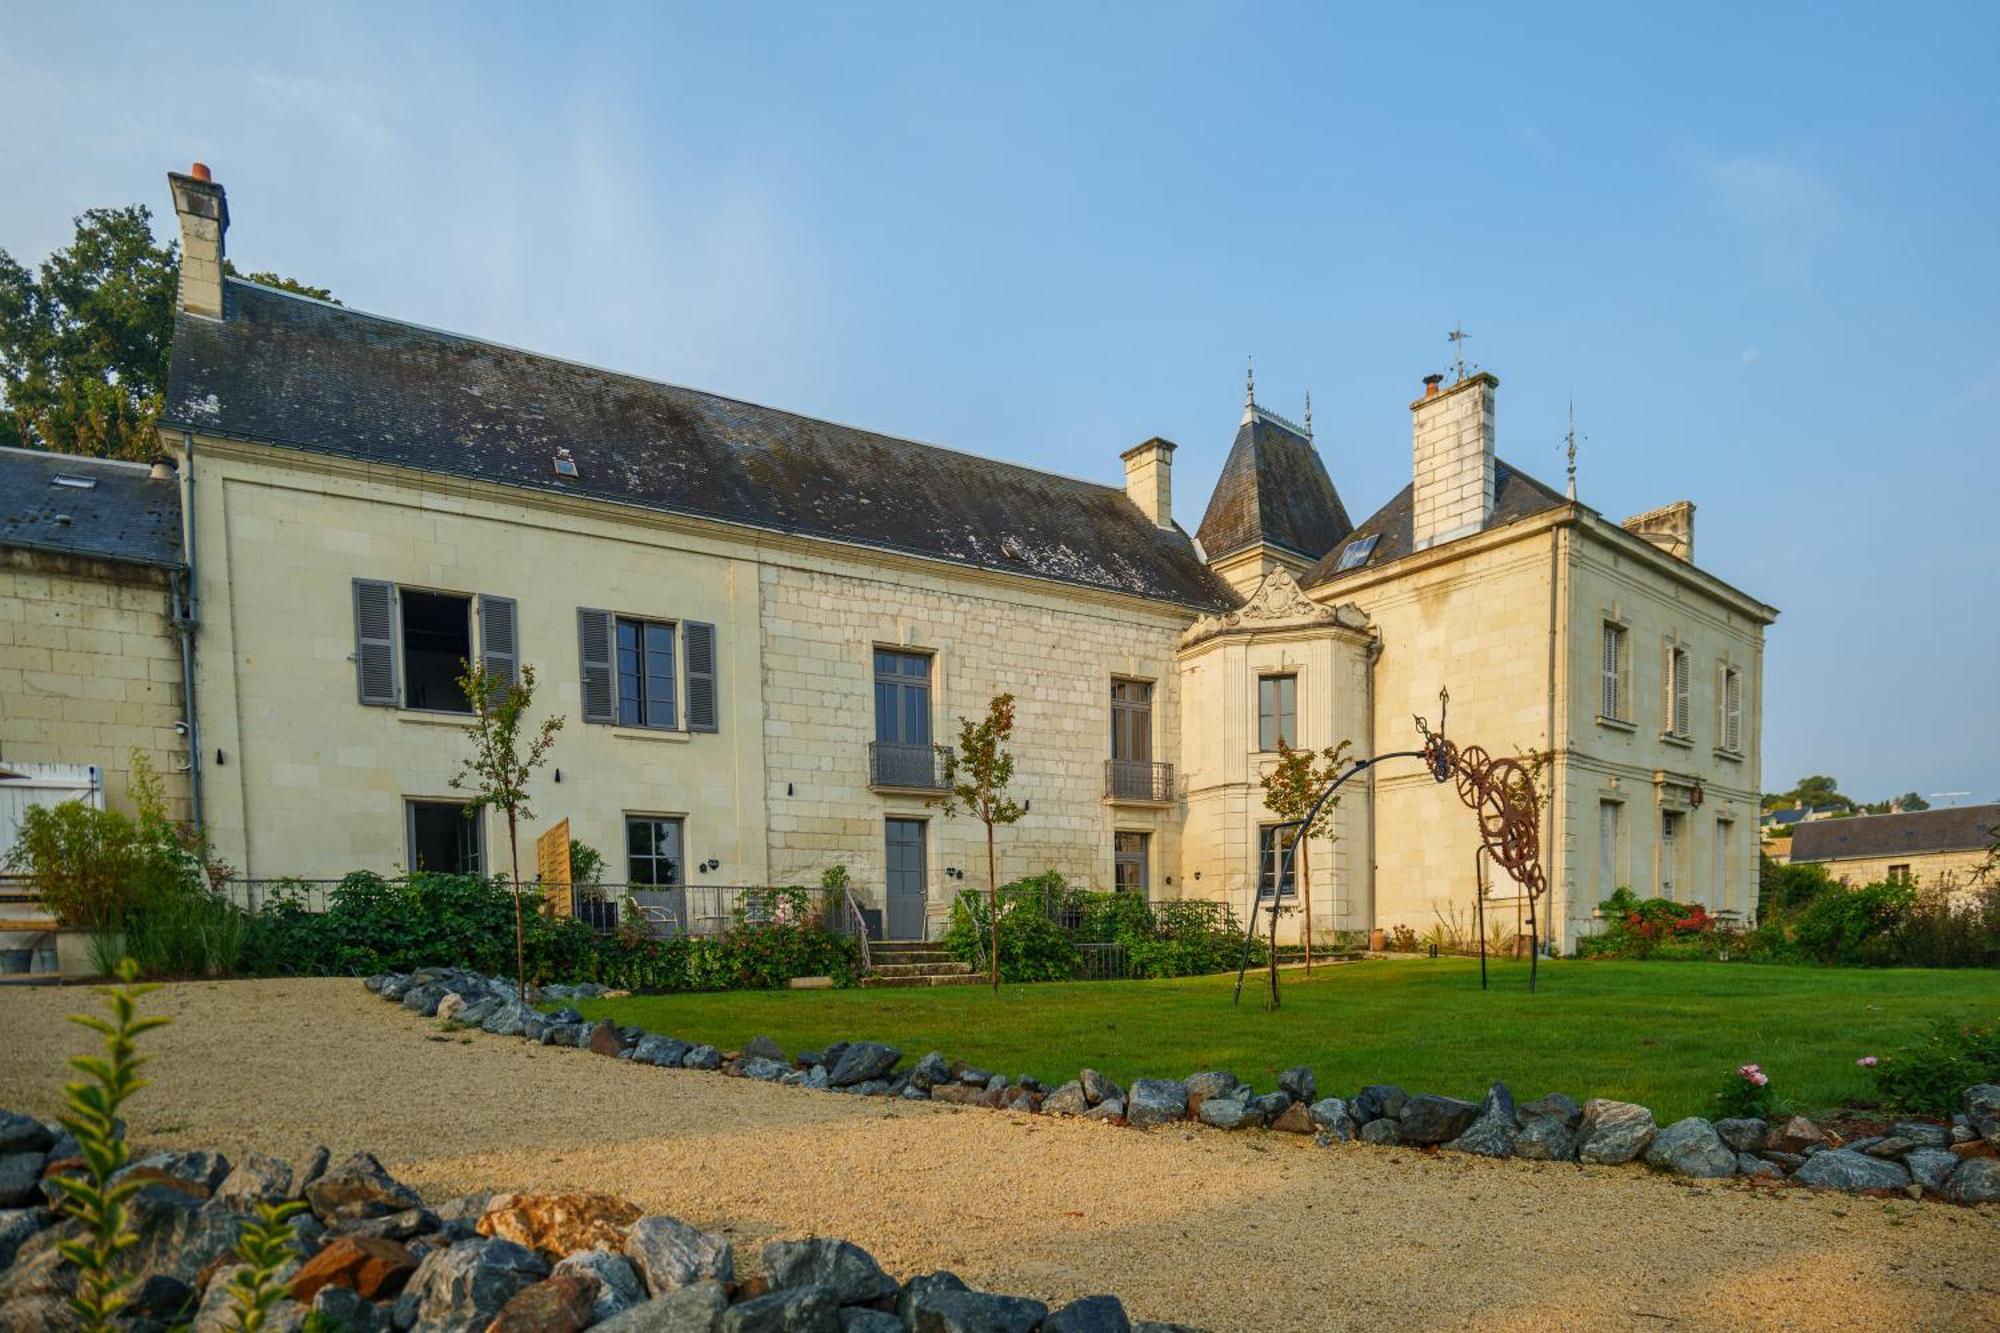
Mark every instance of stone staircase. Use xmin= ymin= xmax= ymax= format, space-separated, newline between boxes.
xmin=861 ymin=940 xmax=983 ymax=988
xmin=0 ymin=879 xmax=57 ymax=983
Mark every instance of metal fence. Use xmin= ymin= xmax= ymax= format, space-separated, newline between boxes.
xmin=1073 ymin=941 xmax=1130 ymax=981
xmin=1104 ymin=759 xmax=1174 ymax=803
xmin=868 ymin=741 xmax=951 ymax=791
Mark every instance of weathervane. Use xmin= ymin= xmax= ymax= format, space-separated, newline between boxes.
xmin=1303 ymin=390 xmax=1312 ymax=438
xmin=1564 ymin=400 xmax=1580 ymax=500
xmin=1447 ymin=324 xmax=1471 ymax=381
xmin=1245 ymin=357 xmax=1255 ymax=409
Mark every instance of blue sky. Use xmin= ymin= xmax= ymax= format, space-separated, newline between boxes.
xmin=5 ymin=2 xmax=1995 ymax=804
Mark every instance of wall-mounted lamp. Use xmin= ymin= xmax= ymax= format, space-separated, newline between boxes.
xmin=1023 ymin=799 xmax=1031 ymax=814
xmin=553 ymin=768 xmax=562 ymax=784
xmin=704 ymin=859 xmax=720 ymax=873
xmin=215 ymin=749 xmax=226 ymax=767
xmin=945 ymin=867 xmax=964 ymax=880
xmin=1164 ymin=875 xmax=1173 ymax=886
xmin=1192 ymin=870 xmax=1201 ymax=881
xmin=787 ymin=782 xmax=794 ymax=797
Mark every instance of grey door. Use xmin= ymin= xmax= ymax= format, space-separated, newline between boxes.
xmin=885 ymin=818 xmax=927 ymax=940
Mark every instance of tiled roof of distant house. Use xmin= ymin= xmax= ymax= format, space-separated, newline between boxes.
xmin=1790 ymin=804 xmax=2000 ymax=862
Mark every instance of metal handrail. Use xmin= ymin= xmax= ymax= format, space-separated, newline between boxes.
xmin=868 ymin=741 xmax=952 ymax=790
xmin=1104 ymin=758 xmax=1173 ymax=802
xmin=840 ymin=884 xmax=872 ymax=972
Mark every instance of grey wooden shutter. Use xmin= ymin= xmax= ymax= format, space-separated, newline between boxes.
xmin=684 ymin=621 xmax=718 ymax=733
xmin=479 ymin=595 xmax=519 ymax=693
xmin=577 ymin=607 xmax=616 ymax=723
xmin=352 ymin=578 xmax=399 ymax=706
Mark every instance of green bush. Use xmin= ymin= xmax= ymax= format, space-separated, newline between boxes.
xmin=942 ymin=872 xmax=1261 ymax=982
xmin=1576 ymin=887 xmax=1732 ymax=960
xmin=945 ymin=875 xmax=1080 ymax=982
xmin=3 ymin=799 xmax=145 ymax=931
xmin=1789 ymin=880 xmax=1915 ymax=965
xmin=1865 ymin=1018 xmax=2000 ymax=1116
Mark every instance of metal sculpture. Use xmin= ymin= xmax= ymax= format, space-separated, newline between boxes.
xmin=1234 ymin=687 xmax=1551 ymax=1004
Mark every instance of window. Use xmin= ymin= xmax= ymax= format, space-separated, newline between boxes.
xmin=1111 ymin=679 xmax=1153 ymax=762
xmin=1721 ymin=666 xmax=1743 ymax=752
xmin=407 ymin=800 xmax=481 ymax=874
xmin=627 ymin=816 xmax=685 ymax=886
xmin=1664 ymin=645 xmax=1691 ymax=738
xmin=1660 ymin=811 xmax=1682 ymax=898
xmin=1600 ymin=623 xmax=1627 ymax=720
xmin=1258 ymin=674 xmax=1297 ymax=751
xmin=1258 ymin=824 xmax=1299 ymax=899
xmin=616 ymin=617 xmax=678 ymax=729
xmin=1333 ymin=534 xmax=1379 ymax=572
xmin=352 ymin=582 xmax=516 ymax=711
xmin=1114 ymin=831 xmax=1150 ymax=897
xmin=1715 ymin=818 xmax=1734 ymax=910
xmin=1598 ymin=800 xmax=1622 ymax=896
xmin=873 ymin=650 xmax=932 ymax=746
xmin=1887 ymin=863 xmax=1912 ymax=886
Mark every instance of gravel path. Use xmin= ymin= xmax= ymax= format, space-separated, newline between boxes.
xmin=2 ymin=979 xmax=1995 ymax=1331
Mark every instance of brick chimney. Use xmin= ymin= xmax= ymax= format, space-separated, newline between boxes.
xmin=168 ymin=163 xmax=228 ymax=319
xmin=1622 ymin=500 xmax=1695 ymax=562
xmin=1121 ymin=436 xmax=1175 ymax=529
xmin=1411 ymin=371 xmax=1497 ymax=552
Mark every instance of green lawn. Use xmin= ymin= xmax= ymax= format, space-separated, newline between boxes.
xmin=571 ymin=959 xmax=2000 ymax=1120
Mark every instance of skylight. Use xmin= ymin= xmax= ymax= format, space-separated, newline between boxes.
xmin=51 ymin=474 xmax=97 ymax=490
xmin=552 ymin=448 xmax=578 ymax=479
xmin=1334 ymin=534 xmax=1379 ymax=572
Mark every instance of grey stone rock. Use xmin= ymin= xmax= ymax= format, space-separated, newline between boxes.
xmin=624 ymin=1214 xmax=734 ymax=1293
xmin=1516 ymin=1093 xmax=1582 ymax=1128
xmin=1358 ymin=1118 xmax=1401 ymax=1146
xmin=1249 ymin=1092 xmax=1292 ymax=1122
xmin=213 ymin=1153 xmax=294 ymax=1210
xmin=1736 ymin=1153 xmax=1783 ymax=1179
xmin=334 ymin=1206 xmax=439 ymax=1242
xmin=1196 ymin=1096 xmax=1259 ymax=1131
xmin=958 ymin=1068 xmax=994 ymax=1087
xmin=314 ymin=1284 xmax=393 ymax=1332
xmin=192 ymin=1262 xmax=304 ymax=1332
xmin=380 ymin=976 xmax=413 ymax=1001
xmin=1184 ymin=1072 xmax=1239 ymax=1105
xmin=481 ymin=1003 xmax=530 ymax=1038
xmin=1397 ymin=1094 xmax=1480 ymax=1146
xmin=1045 ymin=1294 xmax=1132 ymax=1333
xmin=305 ymin=1152 xmax=423 ymax=1223
xmin=405 ymin=1237 xmax=547 ymax=1333
xmin=1966 ymin=1084 xmax=2000 ymax=1148
xmin=1863 ymin=1136 xmax=1917 ymax=1159
xmin=1352 ymin=1085 xmax=1407 ymax=1124
xmin=737 ymin=1056 xmax=792 ymax=1082
xmin=839 ymin=1079 xmax=890 ymax=1097
xmin=635 ymin=1036 xmax=692 ymax=1068
xmin=1080 ymin=1069 xmax=1122 ymax=1106
xmin=592 ymin=1281 xmax=730 ymax=1333
xmin=1278 ymin=1068 xmax=1316 ymax=1103
xmin=804 ymin=1066 xmax=831 ymax=1091
xmin=555 ymin=1247 xmax=647 ymax=1322
xmin=1759 ymin=1150 xmax=1806 ymax=1169
xmin=1793 ymin=1149 xmax=1910 ymax=1192
xmin=1887 ymin=1121 xmax=1952 ymax=1151
xmin=0 ymin=1208 xmax=47 ymax=1269
xmin=721 ymin=1285 xmax=839 ymax=1333
xmin=910 ymin=1052 xmax=953 ymax=1091
xmin=839 ymin=1310 xmax=903 ymax=1333
xmin=1948 ymin=1157 xmax=2000 ymax=1204
xmin=1904 ymin=1148 xmax=1960 ymax=1193
xmin=899 ymin=1273 xmax=969 ymax=1325
xmin=1308 ymin=1098 xmax=1357 ymax=1141
xmin=820 ymin=1043 xmax=849 ymax=1071
xmin=117 ymin=1149 xmax=232 ymax=1197
xmin=1842 ymin=1135 xmax=1886 ymax=1155
xmin=1444 ymin=1083 xmax=1516 ymax=1158
xmin=430 ymin=1192 xmax=492 ymax=1242
xmin=1126 ymin=1079 xmax=1189 ymax=1129
xmin=1083 ymin=1099 xmax=1126 ymax=1123
xmin=829 ymin=1042 xmax=901 ymax=1087
xmin=682 ymin=1045 xmax=723 ymax=1072
xmin=744 ymin=1035 xmax=789 ymax=1064
xmin=762 ymin=1236 xmax=898 ymax=1305
xmin=1512 ymin=1114 xmax=1576 ymax=1162
xmin=1951 ymin=1120 xmax=1975 ymax=1144
xmin=122 ymin=1189 xmax=252 ymax=1288
xmin=290 ymin=1145 xmax=330 ymax=1200
xmin=1576 ymin=1100 xmax=1657 ymax=1165
xmin=0 ymin=1112 xmax=52 ymax=1157
xmin=455 ymin=996 xmax=502 ymax=1027
xmin=909 ymin=1287 xmax=1048 ymax=1333
xmin=1644 ymin=1118 xmax=1738 ymax=1178
xmin=1713 ymin=1118 xmax=1767 ymax=1153
xmin=402 ymin=985 xmax=446 ymax=1016
xmin=1042 ymin=1081 xmax=1090 ymax=1116
xmin=0 ymin=1153 xmax=41 ymax=1209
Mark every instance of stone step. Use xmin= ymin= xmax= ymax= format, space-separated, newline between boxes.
xmin=868 ymin=961 xmax=974 ymax=979
xmin=859 ymin=971 xmax=987 ymax=988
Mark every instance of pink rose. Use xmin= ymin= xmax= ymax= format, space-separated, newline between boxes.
xmin=1857 ymin=1055 xmax=1879 ymax=1068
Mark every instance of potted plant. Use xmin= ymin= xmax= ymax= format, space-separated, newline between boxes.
xmin=4 ymin=799 xmax=143 ymax=979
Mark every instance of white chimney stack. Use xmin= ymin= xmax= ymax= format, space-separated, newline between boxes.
xmin=1411 ymin=371 xmax=1497 ymax=552
xmin=168 ymin=163 xmax=228 ymax=320
xmin=1121 ymin=436 xmax=1175 ymax=529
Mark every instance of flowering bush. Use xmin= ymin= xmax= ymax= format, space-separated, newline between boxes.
xmin=1865 ymin=1019 xmax=2000 ymax=1116
xmin=1714 ymin=1060 xmax=1783 ymax=1120
xmin=1579 ymin=888 xmax=1738 ymax=960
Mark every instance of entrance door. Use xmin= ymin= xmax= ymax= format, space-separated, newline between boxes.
xmin=885 ymin=818 xmax=928 ymax=940
xmin=627 ymin=815 xmax=687 ymax=932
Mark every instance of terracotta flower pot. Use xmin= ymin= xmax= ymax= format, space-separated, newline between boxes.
xmin=1368 ymin=928 xmax=1387 ymax=952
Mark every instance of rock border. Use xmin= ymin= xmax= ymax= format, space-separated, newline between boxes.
xmin=380 ymin=969 xmax=2000 ymax=1207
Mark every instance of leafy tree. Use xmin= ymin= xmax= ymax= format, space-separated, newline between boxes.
xmin=225 ymin=263 xmax=337 ymax=303
xmin=450 ymin=661 xmax=563 ymax=1003
xmin=0 ymin=204 xmax=332 ymax=459
xmin=937 ymin=693 xmax=1025 ymax=991
xmin=1761 ymin=774 xmax=1856 ymax=815
xmin=1259 ymin=739 xmax=1353 ymax=985
xmin=1862 ymin=791 xmax=1931 ymax=815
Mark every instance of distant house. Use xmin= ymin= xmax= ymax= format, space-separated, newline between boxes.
xmin=1788 ymin=805 xmax=1999 ymax=897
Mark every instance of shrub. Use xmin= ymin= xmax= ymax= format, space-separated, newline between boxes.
xmin=1714 ymin=1061 xmax=1784 ymax=1120
xmin=1865 ymin=1018 xmax=2000 ymax=1116
xmin=4 ymin=800 xmax=145 ymax=931
xmin=1789 ymin=879 xmax=1916 ymax=965
xmin=945 ymin=875 xmax=1080 ymax=982
xmin=940 ymin=873 xmax=1261 ymax=982
xmin=1577 ymin=888 xmax=1729 ymax=960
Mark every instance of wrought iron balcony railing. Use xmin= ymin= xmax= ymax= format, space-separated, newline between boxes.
xmin=869 ymin=741 xmax=952 ymax=791
xmin=1105 ymin=758 xmax=1174 ymax=803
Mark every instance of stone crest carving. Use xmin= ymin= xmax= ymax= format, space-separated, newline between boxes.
xmin=1179 ymin=566 xmax=1368 ymax=649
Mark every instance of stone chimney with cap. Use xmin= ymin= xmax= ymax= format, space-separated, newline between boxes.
xmin=1622 ymin=500 xmax=1695 ymax=562
xmin=1411 ymin=370 xmax=1498 ymax=552
xmin=168 ymin=163 xmax=228 ymax=319
xmin=1121 ymin=437 xmax=1175 ymax=529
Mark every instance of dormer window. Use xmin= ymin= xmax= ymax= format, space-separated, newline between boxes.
xmin=1333 ymin=534 xmax=1378 ymax=572
xmin=51 ymin=474 xmax=97 ymax=490
xmin=552 ymin=448 xmax=579 ymax=479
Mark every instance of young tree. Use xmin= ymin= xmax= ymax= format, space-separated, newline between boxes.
xmin=450 ymin=661 xmax=563 ymax=1002
xmin=1258 ymin=739 xmax=1352 ymax=998
xmin=937 ymin=693 xmax=1024 ymax=991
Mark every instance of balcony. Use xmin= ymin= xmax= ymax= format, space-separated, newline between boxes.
xmin=1105 ymin=758 xmax=1174 ymax=804
xmin=870 ymin=741 xmax=952 ymax=792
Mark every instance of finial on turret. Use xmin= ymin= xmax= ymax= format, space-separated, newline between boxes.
xmin=1303 ymin=391 xmax=1312 ymax=438
xmin=1245 ymin=357 xmax=1255 ymax=409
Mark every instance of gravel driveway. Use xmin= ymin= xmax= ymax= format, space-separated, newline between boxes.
xmin=1 ymin=978 xmax=1994 ymax=1331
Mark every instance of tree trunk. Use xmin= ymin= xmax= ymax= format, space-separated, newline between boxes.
xmin=508 ymin=811 xmax=525 ymax=1005
xmin=1301 ymin=835 xmax=1314 ymax=976
xmin=1266 ymin=834 xmax=1282 ymax=1009
xmin=986 ymin=817 xmax=999 ymax=992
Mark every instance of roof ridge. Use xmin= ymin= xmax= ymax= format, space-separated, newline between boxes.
xmin=0 ymin=445 xmax=155 ymax=474
xmin=219 ymin=278 xmax=1132 ymax=500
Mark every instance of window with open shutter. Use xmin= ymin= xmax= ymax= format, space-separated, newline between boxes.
xmin=353 ymin=578 xmax=399 ymax=706
xmin=1723 ymin=667 xmax=1742 ymax=752
xmin=684 ymin=621 xmax=718 ymax=733
xmin=577 ymin=607 xmax=616 ymax=723
xmin=479 ymin=595 xmax=519 ymax=694
xmin=1666 ymin=646 xmax=1691 ymax=737
xmin=1601 ymin=623 xmax=1624 ymax=719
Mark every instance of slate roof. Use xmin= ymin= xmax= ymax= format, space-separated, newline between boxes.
xmin=162 ymin=281 xmax=1236 ymax=611
xmin=1791 ymin=805 xmax=2000 ymax=863
xmin=1194 ymin=410 xmax=1353 ymax=564
xmin=1301 ymin=459 xmax=1567 ymax=588
xmin=0 ymin=448 xmax=183 ymax=569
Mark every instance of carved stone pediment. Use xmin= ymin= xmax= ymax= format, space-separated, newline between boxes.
xmin=1179 ymin=567 xmax=1369 ymax=649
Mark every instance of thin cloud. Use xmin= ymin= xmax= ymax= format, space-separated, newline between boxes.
xmin=1693 ymin=151 xmax=1841 ymax=276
